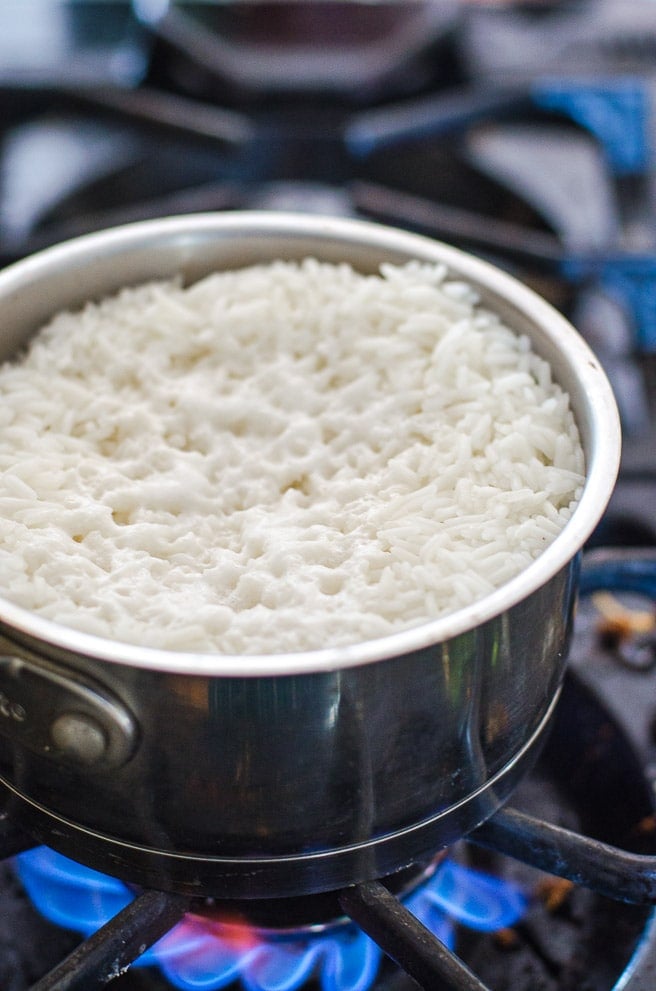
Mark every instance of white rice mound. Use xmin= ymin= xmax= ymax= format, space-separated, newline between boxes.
xmin=0 ymin=258 xmax=585 ymax=654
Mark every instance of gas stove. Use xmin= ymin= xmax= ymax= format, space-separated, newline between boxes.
xmin=1 ymin=2 xmax=656 ymax=990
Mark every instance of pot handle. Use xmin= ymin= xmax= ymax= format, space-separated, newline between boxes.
xmin=579 ymin=547 xmax=656 ymax=599
xmin=0 ymin=653 xmax=137 ymax=769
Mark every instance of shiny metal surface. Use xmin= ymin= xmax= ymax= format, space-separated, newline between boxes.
xmin=0 ymin=213 xmax=620 ymax=896
xmin=0 ymin=684 xmax=560 ymax=898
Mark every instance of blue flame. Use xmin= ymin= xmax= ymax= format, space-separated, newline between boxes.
xmin=418 ymin=860 xmax=527 ymax=932
xmin=15 ymin=849 xmax=526 ymax=991
xmin=154 ymin=922 xmax=382 ymax=991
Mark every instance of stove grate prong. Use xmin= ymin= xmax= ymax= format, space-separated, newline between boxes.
xmin=472 ymin=806 xmax=656 ymax=904
xmin=339 ymin=879 xmax=492 ymax=991
xmin=28 ymin=888 xmax=190 ymax=991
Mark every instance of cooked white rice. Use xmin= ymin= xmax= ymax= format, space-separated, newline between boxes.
xmin=0 ymin=258 xmax=585 ymax=653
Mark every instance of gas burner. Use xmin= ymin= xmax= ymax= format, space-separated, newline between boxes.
xmin=4 ymin=659 xmax=656 ymax=991
xmin=136 ymin=0 xmax=462 ymax=99
xmin=1 ymin=551 xmax=655 ymax=991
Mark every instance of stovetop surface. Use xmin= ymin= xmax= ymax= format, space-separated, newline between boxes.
xmin=1 ymin=3 xmax=656 ymax=990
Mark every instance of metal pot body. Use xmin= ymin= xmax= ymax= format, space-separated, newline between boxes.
xmin=0 ymin=214 xmax=619 ymax=897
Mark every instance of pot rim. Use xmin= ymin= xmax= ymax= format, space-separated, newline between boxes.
xmin=0 ymin=211 xmax=621 ymax=676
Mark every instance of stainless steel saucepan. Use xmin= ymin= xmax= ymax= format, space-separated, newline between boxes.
xmin=0 ymin=212 xmax=620 ymax=898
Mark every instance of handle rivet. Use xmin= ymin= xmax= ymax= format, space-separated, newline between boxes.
xmin=50 ymin=712 xmax=108 ymax=764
